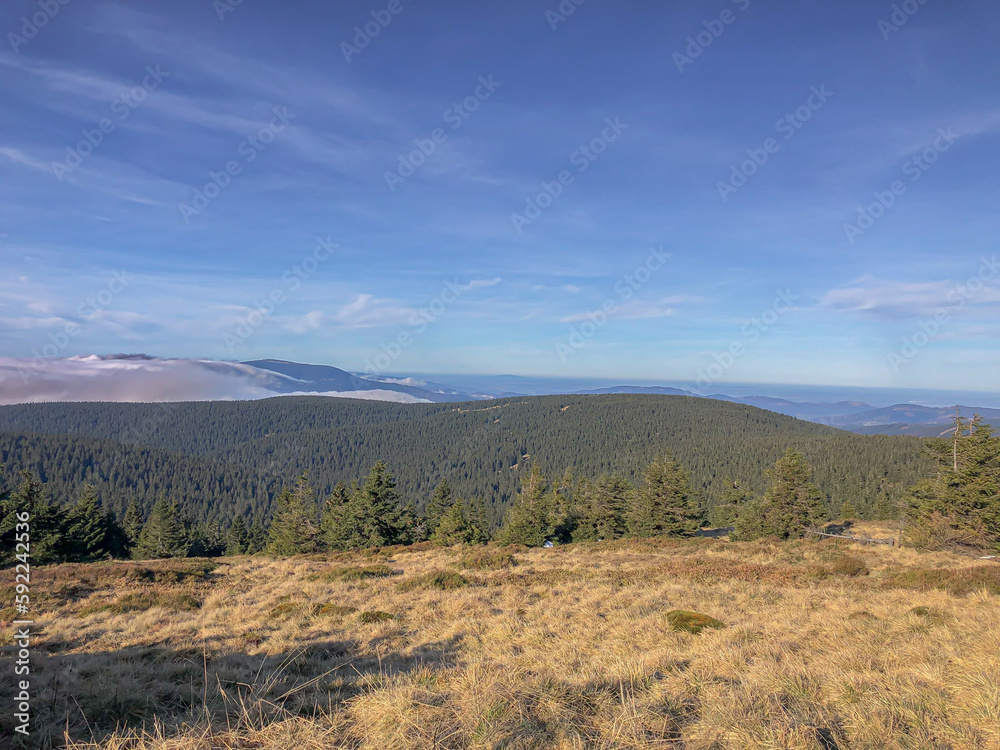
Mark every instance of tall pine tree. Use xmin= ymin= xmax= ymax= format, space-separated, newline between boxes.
xmin=247 ymin=517 xmax=267 ymax=554
xmin=122 ymin=500 xmax=144 ymax=548
xmin=572 ymin=474 xmax=632 ymax=542
xmin=905 ymin=415 xmax=1000 ymax=551
xmin=226 ymin=514 xmax=250 ymax=555
xmin=266 ymin=474 xmax=320 ymax=555
xmin=626 ymin=452 xmax=702 ymax=537
xmin=133 ymin=495 xmax=190 ymax=559
xmin=733 ymin=449 xmax=826 ymax=540
xmin=63 ymin=484 xmax=112 ymax=562
xmin=499 ymin=464 xmax=553 ymax=546
xmin=425 ymin=479 xmax=453 ymax=535
xmin=432 ymin=497 xmax=489 ymax=545
xmin=323 ymin=463 xmax=413 ymax=550
xmin=709 ymin=479 xmax=751 ymax=528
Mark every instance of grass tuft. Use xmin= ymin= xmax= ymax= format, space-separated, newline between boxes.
xmin=886 ymin=564 xmax=1000 ymax=595
xmin=77 ymin=590 xmax=202 ymax=616
xmin=667 ymin=609 xmax=726 ymax=635
xmin=313 ymin=564 xmax=396 ymax=582
xmin=396 ymin=569 xmax=470 ymax=591
xmin=457 ymin=547 xmax=519 ymax=570
xmin=358 ymin=610 xmax=395 ymax=624
xmin=830 ymin=554 xmax=870 ymax=577
xmin=315 ymin=603 xmax=357 ymax=617
xmin=666 ymin=609 xmax=726 ymax=634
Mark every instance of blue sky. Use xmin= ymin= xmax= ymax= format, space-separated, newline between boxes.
xmin=1 ymin=0 xmax=998 ymax=392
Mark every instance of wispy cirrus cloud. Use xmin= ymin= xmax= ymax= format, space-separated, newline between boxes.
xmin=820 ymin=275 xmax=1000 ymax=319
xmin=560 ymin=294 xmax=700 ymax=323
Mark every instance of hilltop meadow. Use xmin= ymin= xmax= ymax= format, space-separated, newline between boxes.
xmin=3 ymin=529 xmax=1000 ymax=750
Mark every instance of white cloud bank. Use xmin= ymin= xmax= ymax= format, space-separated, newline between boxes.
xmin=0 ymin=355 xmax=430 ymax=405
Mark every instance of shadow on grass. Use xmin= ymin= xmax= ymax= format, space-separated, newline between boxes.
xmin=0 ymin=634 xmax=462 ymax=749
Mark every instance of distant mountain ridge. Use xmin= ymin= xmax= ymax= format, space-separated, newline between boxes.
xmin=241 ymin=359 xmax=486 ymax=403
xmin=562 ymin=385 xmax=999 ymax=436
xmin=0 ymin=355 xmax=995 ymax=436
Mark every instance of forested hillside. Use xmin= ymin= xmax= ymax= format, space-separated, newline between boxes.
xmin=0 ymin=395 xmax=928 ymax=527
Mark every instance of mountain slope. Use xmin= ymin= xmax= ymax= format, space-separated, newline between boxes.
xmin=0 ymin=394 xmax=928 ymax=526
xmin=242 ymin=359 xmax=477 ymax=402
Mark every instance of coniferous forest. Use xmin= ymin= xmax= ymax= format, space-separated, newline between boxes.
xmin=5 ymin=394 xmax=996 ymax=563
xmin=0 ymin=395 xmax=928 ymax=533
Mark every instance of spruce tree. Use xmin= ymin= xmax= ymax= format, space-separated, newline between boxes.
xmin=425 ymin=479 xmax=454 ymax=534
xmin=323 ymin=463 xmax=413 ymax=550
xmin=499 ymin=464 xmax=551 ymax=546
xmin=189 ymin=521 xmax=226 ymax=556
xmin=839 ymin=497 xmax=859 ymax=521
xmin=247 ymin=518 xmax=267 ymax=554
xmin=321 ymin=481 xmax=354 ymax=549
xmin=123 ymin=500 xmax=144 ymax=547
xmin=2 ymin=470 xmax=65 ymax=564
xmin=709 ymin=480 xmax=751 ymax=528
xmin=572 ymin=474 xmax=631 ymax=542
xmin=133 ymin=495 xmax=190 ymax=559
xmin=226 ymin=514 xmax=250 ymax=555
xmin=0 ymin=466 xmax=17 ymax=566
xmin=464 ymin=496 xmax=491 ymax=542
xmin=626 ymin=452 xmax=702 ymax=538
xmin=905 ymin=415 xmax=1000 ymax=550
xmin=63 ymin=484 xmax=111 ymax=562
xmin=432 ymin=497 xmax=489 ymax=545
xmin=266 ymin=474 xmax=320 ymax=556
xmin=872 ymin=481 xmax=899 ymax=521
xmin=733 ymin=449 xmax=826 ymax=541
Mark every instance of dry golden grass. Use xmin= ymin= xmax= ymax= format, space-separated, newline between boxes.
xmin=4 ymin=531 xmax=1000 ymax=749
